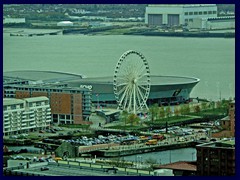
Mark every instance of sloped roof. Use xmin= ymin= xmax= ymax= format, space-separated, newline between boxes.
xmin=158 ymin=161 xmax=197 ymax=171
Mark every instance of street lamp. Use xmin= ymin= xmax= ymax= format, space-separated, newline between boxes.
xmin=169 ymin=150 xmax=171 ymax=163
xmin=96 ymin=94 xmax=99 ymax=109
xmin=192 ymin=152 xmax=195 ymax=161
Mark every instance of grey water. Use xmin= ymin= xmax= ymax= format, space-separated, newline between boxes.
xmin=120 ymin=147 xmax=196 ymax=165
xmin=3 ymin=29 xmax=235 ymax=101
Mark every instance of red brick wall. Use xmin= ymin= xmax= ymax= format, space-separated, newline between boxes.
xmin=32 ymin=91 xmax=48 ymax=97
xmin=72 ymin=94 xmax=83 ymax=124
xmin=50 ymin=93 xmax=71 ymax=114
xmin=212 ymin=130 xmax=233 ymax=138
xmin=15 ymin=90 xmax=30 ymax=99
xmin=221 ymin=120 xmax=230 ymax=130
xmin=229 ymin=104 xmax=235 ymax=136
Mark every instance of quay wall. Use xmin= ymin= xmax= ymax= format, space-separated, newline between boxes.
xmin=97 ymin=141 xmax=197 ymax=157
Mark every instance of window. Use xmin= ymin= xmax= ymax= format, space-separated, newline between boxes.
xmin=194 ymin=12 xmax=198 ymax=15
xmin=199 ymin=11 xmax=203 ymax=15
xmin=189 ymin=19 xmax=193 ymax=22
xmin=208 ymin=11 xmax=213 ymax=14
xmin=204 ymin=11 xmax=207 ymax=15
xmin=189 ymin=12 xmax=193 ymax=15
xmin=184 ymin=12 xmax=188 ymax=15
xmin=213 ymin=11 xmax=217 ymax=14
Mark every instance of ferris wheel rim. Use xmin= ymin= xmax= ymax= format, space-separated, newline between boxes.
xmin=113 ymin=50 xmax=151 ymax=114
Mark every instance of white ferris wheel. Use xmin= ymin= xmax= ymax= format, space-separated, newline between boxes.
xmin=113 ymin=50 xmax=151 ymax=114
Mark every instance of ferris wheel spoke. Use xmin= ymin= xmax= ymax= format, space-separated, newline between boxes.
xmin=135 ymin=61 xmax=144 ymax=74
xmin=136 ymin=86 xmax=145 ymax=104
xmin=117 ymin=85 xmax=127 ymax=95
xmin=117 ymin=76 xmax=128 ymax=81
xmin=133 ymin=84 xmax=137 ymax=114
xmin=136 ymin=86 xmax=142 ymax=110
xmin=116 ymin=82 xmax=128 ymax=87
xmin=136 ymin=64 xmax=147 ymax=75
xmin=137 ymin=73 xmax=149 ymax=81
xmin=123 ymin=92 xmax=129 ymax=110
xmin=137 ymin=85 xmax=148 ymax=109
xmin=128 ymin=86 xmax=134 ymax=111
xmin=138 ymin=87 xmax=149 ymax=109
xmin=138 ymin=85 xmax=148 ymax=91
xmin=119 ymin=85 xmax=129 ymax=106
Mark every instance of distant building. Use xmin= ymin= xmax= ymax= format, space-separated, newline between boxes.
xmin=196 ymin=140 xmax=235 ymax=176
xmin=212 ymin=100 xmax=235 ymax=138
xmin=145 ymin=4 xmax=217 ymax=27
xmin=188 ymin=16 xmax=235 ymax=30
xmin=158 ymin=161 xmax=196 ymax=176
xmin=57 ymin=21 xmax=73 ymax=26
xmin=3 ymin=97 xmax=51 ymax=136
xmin=3 ymin=17 xmax=26 ymax=24
xmin=3 ymin=83 xmax=92 ymax=125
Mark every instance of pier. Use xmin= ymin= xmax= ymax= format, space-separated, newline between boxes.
xmin=10 ymin=30 xmax=62 ymax=37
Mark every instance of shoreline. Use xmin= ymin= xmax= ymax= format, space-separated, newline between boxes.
xmin=4 ymin=27 xmax=235 ymax=38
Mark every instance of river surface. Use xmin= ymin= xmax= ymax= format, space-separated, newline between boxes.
xmin=3 ymin=28 xmax=235 ymax=100
xmin=109 ymin=147 xmax=196 ymax=165
xmin=7 ymin=145 xmax=195 ymax=165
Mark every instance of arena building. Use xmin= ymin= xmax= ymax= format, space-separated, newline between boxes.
xmin=145 ymin=4 xmax=217 ymax=27
xmin=4 ymin=71 xmax=200 ymax=109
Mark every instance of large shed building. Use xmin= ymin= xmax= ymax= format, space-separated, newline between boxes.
xmin=145 ymin=4 xmax=217 ymax=27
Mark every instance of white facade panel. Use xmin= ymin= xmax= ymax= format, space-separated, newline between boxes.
xmin=3 ymin=97 xmax=52 ymax=136
xmin=188 ymin=17 xmax=235 ymax=30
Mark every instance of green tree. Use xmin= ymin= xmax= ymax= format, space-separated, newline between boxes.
xmin=174 ymin=106 xmax=180 ymax=117
xmin=209 ymin=101 xmax=215 ymax=110
xmin=159 ymin=106 xmax=165 ymax=119
xmin=221 ymin=99 xmax=230 ymax=115
xmin=120 ymin=110 xmax=129 ymax=130
xmin=165 ymin=106 xmax=172 ymax=118
xmin=216 ymin=101 xmax=222 ymax=109
xmin=194 ymin=105 xmax=201 ymax=114
xmin=201 ymin=102 xmax=208 ymax=111
xmin=127 ymin=113 xmax=140 ymax=126
xmin=144 ymin=157 xmax=158 ymax=170
xmin=181 ymin=104 xmax=190 ymax=116
xmin=149 ymin=103 xmax=159 ymax=124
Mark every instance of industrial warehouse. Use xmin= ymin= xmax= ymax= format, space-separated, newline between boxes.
xmin=145 ymin=4 xmax=218 ymax=27
xmin=145 ymin=4 xmax=235 ymax=30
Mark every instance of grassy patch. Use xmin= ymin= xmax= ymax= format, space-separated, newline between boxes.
xmin=59 ymin=124 xmax=90 ymax=129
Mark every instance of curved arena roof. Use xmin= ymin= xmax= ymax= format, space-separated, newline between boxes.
xmin=3 ymin=70 xmax=200 ymax=103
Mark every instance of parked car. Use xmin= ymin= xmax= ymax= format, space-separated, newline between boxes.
xmin=40 ymin=167 xmax=49 ymax=171
xmin=145 ymin=139 xmax=158 ymax=145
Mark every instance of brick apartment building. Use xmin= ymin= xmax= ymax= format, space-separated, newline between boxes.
xmin=196 ymin=140 xmax=235 ymax=176
xmin=3 ymin=84 xmax=92 ymax=125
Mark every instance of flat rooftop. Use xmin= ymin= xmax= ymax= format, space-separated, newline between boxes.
xmin=197 ymin=140 xmax=235 ymax=148
xmin=6 ymin=162 xmax=152 ymax=176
